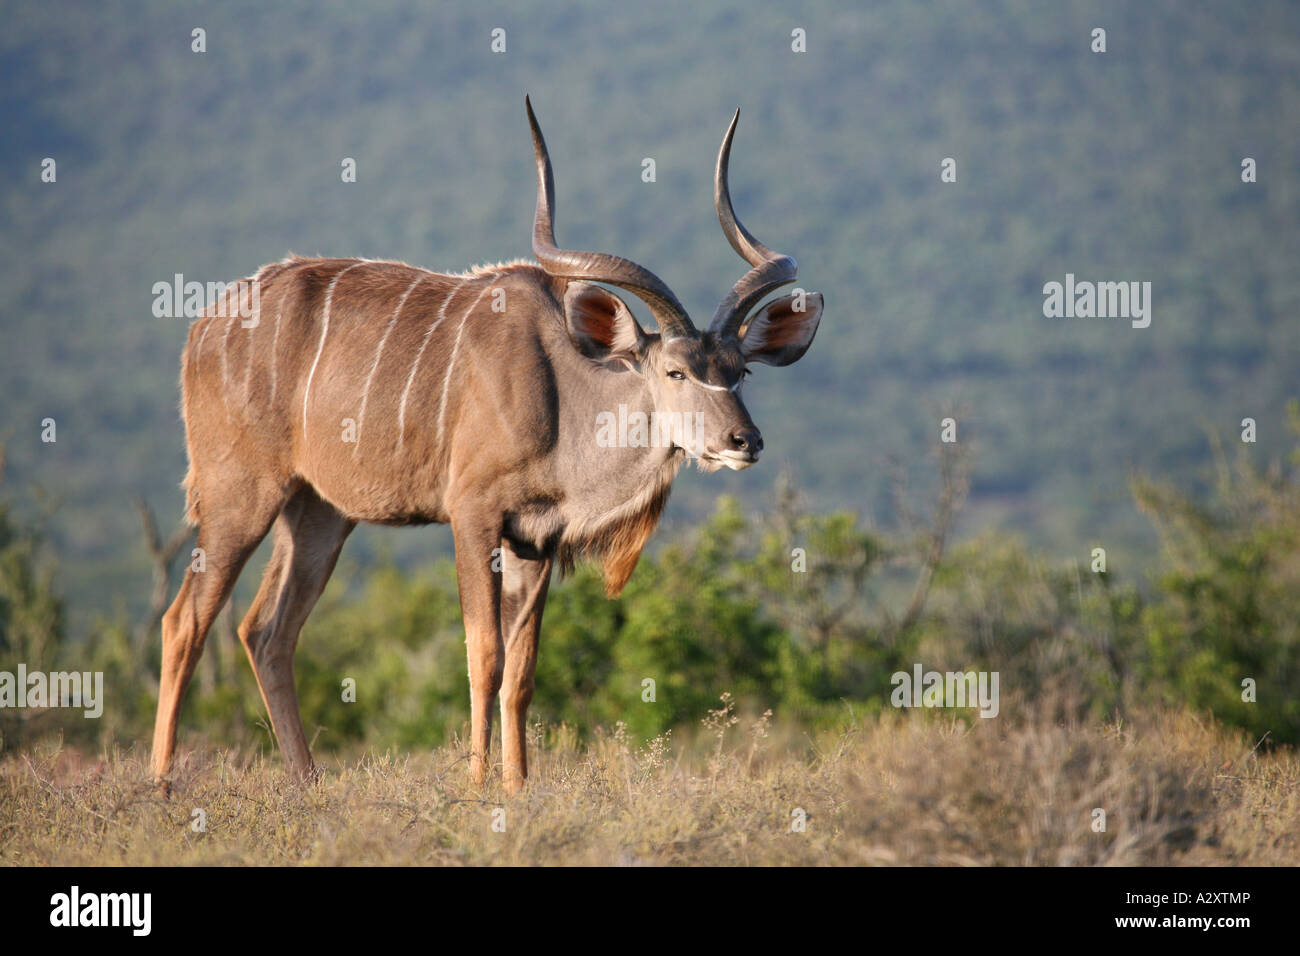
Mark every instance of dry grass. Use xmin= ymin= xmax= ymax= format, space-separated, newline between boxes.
xmin=2 ymin=705 xmax=1296 ymax=866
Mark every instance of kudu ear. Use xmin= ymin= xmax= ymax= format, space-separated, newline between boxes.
xmin=563 ymin=281 xmax=648 ymax=361
xmin=739 ymin=291 xmax=823 ymax=366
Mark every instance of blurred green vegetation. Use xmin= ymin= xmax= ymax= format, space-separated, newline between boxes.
xmin=3 ymin=419 xmax=1298 ymax=754
xmin=3 ymin=1 xmax=1300 ymax=633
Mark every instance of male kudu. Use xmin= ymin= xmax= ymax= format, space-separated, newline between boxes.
xmin=152 ymin=98 xmax=823 ymax=793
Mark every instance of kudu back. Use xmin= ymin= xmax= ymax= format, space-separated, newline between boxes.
xmin=152 ymin=98 xmax=824 ymax=793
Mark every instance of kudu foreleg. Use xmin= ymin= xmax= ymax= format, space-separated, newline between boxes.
xmin=452 ymin=515 xmax=505 ymax=788
xmin=499 ymin=542 xmax=552 ymax=794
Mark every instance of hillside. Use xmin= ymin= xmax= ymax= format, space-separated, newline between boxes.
xmin=2 ymin=0 xmax=1299 ymax=629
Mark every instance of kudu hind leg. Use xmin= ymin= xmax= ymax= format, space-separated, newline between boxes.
xmin=238 ymin=486 xmax=353 ymax=780
xmin=151 ymin=495 xmax=282 ymax=786
xmin=499 ymin=543 xmax=552 ymax=794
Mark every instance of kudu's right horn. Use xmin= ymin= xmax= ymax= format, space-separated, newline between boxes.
xmin=708 ymin=109 xmax=799 ymax=339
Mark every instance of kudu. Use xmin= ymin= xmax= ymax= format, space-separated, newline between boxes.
xmin=151 ymin=97 xmax=823 ymax=793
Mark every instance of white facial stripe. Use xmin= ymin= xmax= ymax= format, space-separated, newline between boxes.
xmin=690 ymin=378 xmax=740 ymax=392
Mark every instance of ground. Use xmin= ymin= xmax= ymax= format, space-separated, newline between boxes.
xmin=2 ymin=708 xmax=1295 ymax=866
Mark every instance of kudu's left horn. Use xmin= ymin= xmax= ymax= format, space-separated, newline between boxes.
xmin=526 ymin=96 xmax=696 ymax=341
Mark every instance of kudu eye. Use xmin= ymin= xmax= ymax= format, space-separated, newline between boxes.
xmin=667 ymin=369 xmax=686 ymax=380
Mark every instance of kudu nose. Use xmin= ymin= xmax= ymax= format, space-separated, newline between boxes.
xmin=731 ymin=429 xmax=763 ymax=454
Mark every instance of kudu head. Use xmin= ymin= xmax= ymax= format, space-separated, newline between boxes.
xmin=526 ymin=97 xmax=823 ymax=471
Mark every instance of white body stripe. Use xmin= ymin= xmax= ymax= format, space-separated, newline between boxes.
xmin=357 ymin=273 xmax=425 ymax=453
xmin=242 ymin=290 xmax=259 ymax=405
xmin=220 ymin=315 xmax=235 ymax=395
xmin=302 ymin=261 xmax=367 ymax=440
xmin=194 ymin=316 xmax=214 ymax=359
xmin=396 ymin=280 xmax=464 ymax=448
xmin=436 ymin=281 xmax=495 ymax=441
xmin=268 ymin=301 xmax=283 ymax=403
